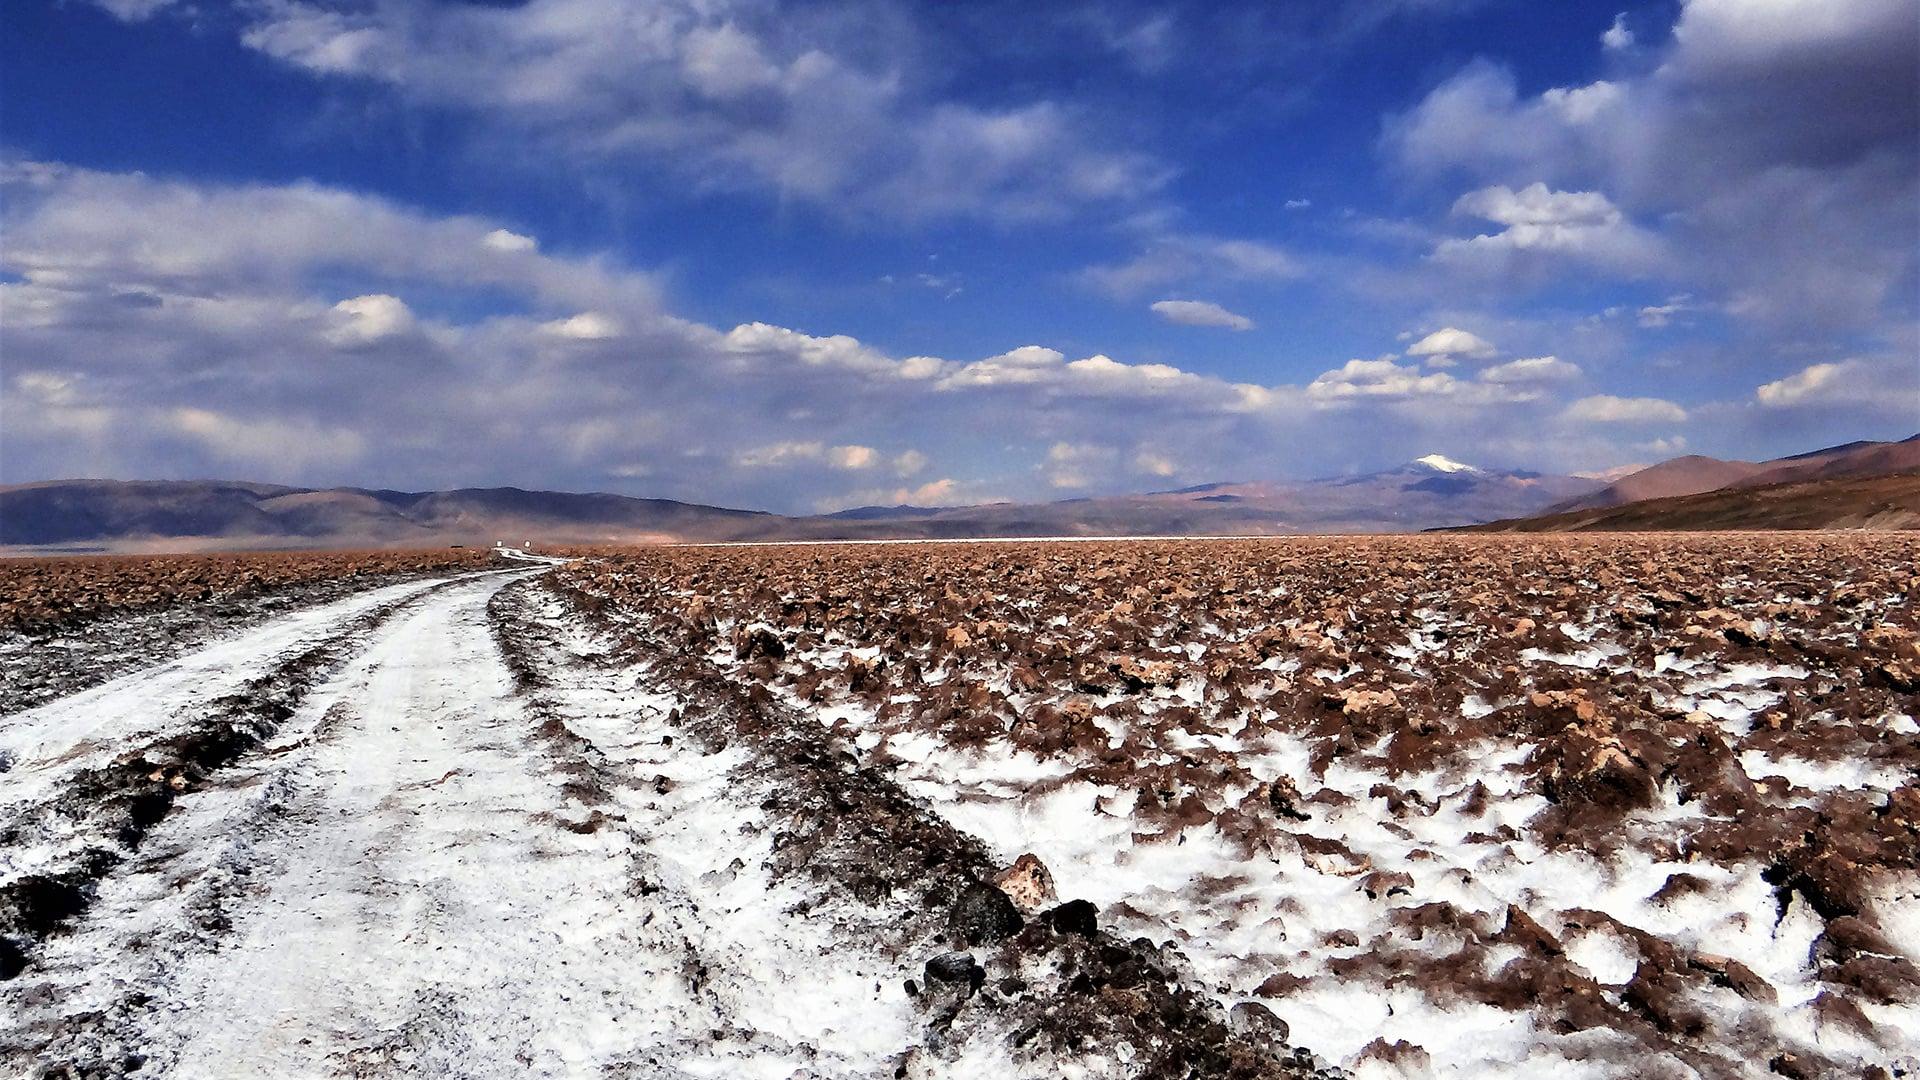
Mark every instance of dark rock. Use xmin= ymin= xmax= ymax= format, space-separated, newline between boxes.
xmin=1042 ymin=899 xmax=1099 ymax=938
xmin=951 ymin=880 xmax=1024 ymax=945
xmin=923 ymin=951 xmax=985 ymax=997
xmin=1229 ymin=1000 xmax=1290 ymax=1044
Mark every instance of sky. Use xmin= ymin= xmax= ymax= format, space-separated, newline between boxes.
xmin=2 ymin=0 xmax=1916 ymax=513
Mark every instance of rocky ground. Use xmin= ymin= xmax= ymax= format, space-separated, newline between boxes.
xmin=2 ymin=536 xmax=1914 ymax=1078
xmin=553 ymin=535 xmax=1920 ymax=1079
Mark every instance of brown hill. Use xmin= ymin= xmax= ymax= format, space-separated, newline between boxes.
xmin=1546 ymin=455 xmax=1770 ymax=512
xmin=0 ymin=457 xmax=1602 ymax=553
xmin=1461 ymin=472 xmax=1920 ymax=533
xmin=1730 ymin=434 xmax=1920 ymax=489
xmin=1550 ymin=434 xmax=1920 ymax=514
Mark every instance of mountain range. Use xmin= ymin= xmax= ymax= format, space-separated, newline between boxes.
xmin=1 ymin=455 xmax=1601 ymax=552
xmin=1465 ymin=434 xmax=1920 ymax=532
xmin=4 ymin=437 xmax=1913 ymax=552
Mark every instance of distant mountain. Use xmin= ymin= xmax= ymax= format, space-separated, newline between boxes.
xmin=1462 ymin=473 xmax=1920 ymax=533
xmin=0 ymin=456 xmax=1611 ymax=552
xmin=1548 ymin=435 xmax=1920 ymax=514
xmin=1460 ymin=434 xmax=1920 ymax=533
xmin=1547 ymin=456 xmax=1772 ymax=513
xmin=1728 ymin=433 xmax=1920 ymax=489
xmin=0 ymin=480 xmax=775 ymax=552
xmin=817 ymin=455 xmax=1603 ymax=538
xmin=822 ymin=504 xmax=953 ymax=521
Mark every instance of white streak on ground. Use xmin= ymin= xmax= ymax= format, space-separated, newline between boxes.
xmin=0 ymin=574 xmax=974 ymax=1078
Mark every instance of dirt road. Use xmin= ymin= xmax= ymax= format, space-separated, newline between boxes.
xmin=0 ymin=569 xmax=938 ymax=1078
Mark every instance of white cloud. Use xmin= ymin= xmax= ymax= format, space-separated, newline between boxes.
xmin=1636 ymin=295 xmax=1694 ymax=327
xmin=725 ymin=322 xmax=943 ymax=380
xmin=1308 ymin=358 xmax=1461 ymax=403
xmin=1563 ymin=394 xmax=1688 ymax=423
xmin=1479 ymin=356 xmax=1580 ymax=384
xmin=482 ymin=228 xmax=538 ymax=253
xmin=1133 ymin=450 xmax=1178 ymax=477
xmin=826 ymin=444 xmax=877 ymax=470
xmin=168 ymin=407 xmax=366 ymax=471
xmin=86 ymin=0 xmax=175 ymax=21
xmin=15 ymin=372 xmax=80 ymax=407
xmin=1752 ymin=358 xmax=1918 ymax=409
xmin=1602 ymin=13 xmax=1634 ymax=50
xmin=937 ymin=345 xmax=1065 ymax=389
xmin=1081 ymin=232 xmax=1299 ymax=297
xmin=736 ymin=441 xmax=825 ymax=468
xmin=830 ymin=477 xmax=977 ymax=509
xmin=1284 ymin=198 xmax=1312 ymax=210
xmin=1149 ymin=299 xmax=1255 ymax=331
xmin=2 ymin=161 xmax=1678 ymax=511
xmin=1435 ymin=183 xmax=1661 ymax=276
xmin=1405 ymin=327 xmax=1497 ymax=361
xmin=233 ymin=0 xmax=1163 ymax=223
xmin=892 ymin=449 xmax=928 ymax=477
xmin=325 ymin=294 xmax=416 ymax=347
xmin=1045 ymin=441 xmax=1116 ymax=489
xmin=540 ymin=312 xmax=622 ymax=340
xmin=1385 ymin=1 xmax=1917 ymax=331
xmin=737 ymin=442 xmax=879 ymax=470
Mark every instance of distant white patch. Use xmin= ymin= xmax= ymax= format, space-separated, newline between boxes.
xmin=1405 ymin=327 xmax=1496 ymax=361
xmin=324 ymin=293 xmax=415 ymax=347
xmin=481 ymin=227 xmax=537 ymax=253
xmin=1151 ymin=299 xmax=1256 ymax=331
xmin=539 ymin=311 xmax=621 ymax=340
xmin=1413 ymin=452 xmax=1480 ymax=473
xmin=1602 ymin=13 xmax=1634 ymax=50
xmin=1563 ymin=394 xmax=1687 ymax=424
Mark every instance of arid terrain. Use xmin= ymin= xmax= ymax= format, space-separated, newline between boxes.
xmin=2 ymin=536 xmax=1916 ymax=1079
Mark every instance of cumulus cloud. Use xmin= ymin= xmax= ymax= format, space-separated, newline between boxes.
xmin=1 ymin=161 xmax=1684 ymax=510
xmin=168 ymin=407 xmax=367 ymax=473
xmin=1754 ymin=357 xmax=1920 ymax=410
xmin=1081 ymin=232 xmax=1299 ymax=297
xmin=827 ymin=476 xmax=982 ymax=511
xmin=483 ymin=228 xmax=538 ymax=253
xmin=892 ymin=449 xmax=929 ymax=477
xmin=540 ymin=312 xmax=622 ymax=340
xmin=1563 ymin=394 xmax=1688 ymax=423
xmin=736 ymin=441 xmax=826 ymax=468
xmin=325 ymin=294 xmax=416 ymax=347
xmin=1405 ymin=327 xmax=1497 ymax=361
xmin=1601 ymin=13 xmax=1633 ymax=50
xmin=1637 ymin=295 xmax=1694 ymax=327
xmin=1044 ymin=441 xmax=1115 ymax=488
xmin=1310 ymin=358 xmax=1459 ymax=403
xmin=1133 ymin=450 xmax=1178 ymax=478
xmin=826 ymin=445 xmax=877 ymax=469
xmin=1435 ymin=183 xmax=1662 ymax=277
xmin=735 ymin=442 xmax=881 ymax=470
xmin=1150 ymin=299 xmax=1255 ymax=330
xmin=230 ymin=0 xmax=1163 ymax=223
xmin=1385 ymin=0 xmax=1918 ymax=331
xmin=85 ymin=0 xmax=175 ymax=21
xmin=1479 ymin=356 xmax=1580 ymax=384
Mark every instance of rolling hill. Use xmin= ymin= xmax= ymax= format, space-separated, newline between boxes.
xmin=1463 ymin=435 xmax=1920 ymax=533
xmin=1546 ymin=435 xmax=1920 ymax=513
xmin=1461 ymin=472 xmax=1920 ymax=533
xmin=0 ymin=455 xmax=1605 ymax=552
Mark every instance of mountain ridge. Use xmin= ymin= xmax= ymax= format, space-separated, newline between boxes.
xmin=1 ymin=455 xmax=1604 ymax=552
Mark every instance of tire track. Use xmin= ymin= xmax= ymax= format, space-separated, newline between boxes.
xmin=0 ymin=573 xmax=510 ymax=982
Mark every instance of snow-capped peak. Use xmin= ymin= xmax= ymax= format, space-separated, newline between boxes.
xmin=1413 ymin=453 xmax=1480 ymax=474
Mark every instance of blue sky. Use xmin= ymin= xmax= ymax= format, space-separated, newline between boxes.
xmin=3 ymin=0 xmax=1915 ymax=512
